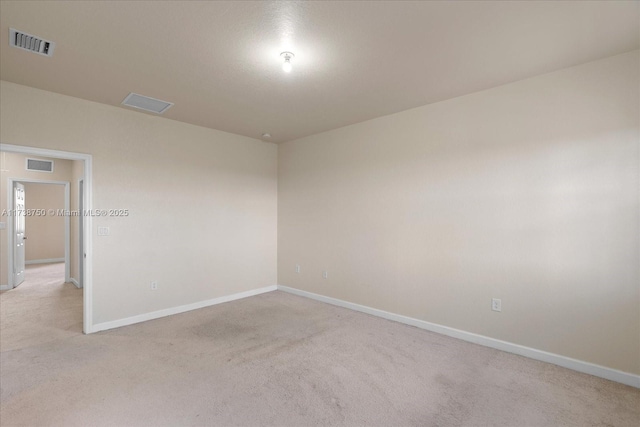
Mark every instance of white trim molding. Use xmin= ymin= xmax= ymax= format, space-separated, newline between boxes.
xmin=277 ymin=285 xmax=640 ymax=389
xmin=92 ymin=285 xmax=277 ymax=333
xmin=69 ymin=278 xmax=82 ymax=289
xmin=26 ymin=258 xmax=65 ymax=265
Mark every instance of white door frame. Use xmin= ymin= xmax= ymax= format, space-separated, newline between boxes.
xmin=78 ymin=178 xmax=84 ymax=288
xmin=1 ymin=143 xmax=94 ymax=334
xmin=7 ymin=179 xmax=71 ymax=284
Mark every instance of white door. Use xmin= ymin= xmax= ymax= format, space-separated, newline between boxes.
xmin=14 ymin=183 xmax=26 ymax=287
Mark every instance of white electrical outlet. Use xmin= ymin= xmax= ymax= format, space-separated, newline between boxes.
xmin=295 ymin=264 xmax=301 ymax=273
xmin=151 ymin=281 xmax=158 ymax=291
xmin=323 ymin=270 xmax=328 ymax=279
xmin=492 ymin=298 xmax=502 ymax=312
xmin=97 ymin=226 xmax=110 ymax=236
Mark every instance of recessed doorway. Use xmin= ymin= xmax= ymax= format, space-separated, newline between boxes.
xmin=1 ymin=144 xmax=93 ymax=334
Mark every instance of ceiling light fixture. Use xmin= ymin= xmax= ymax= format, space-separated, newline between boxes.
xmin=262 ymin=133 xmax=272 ymax=139
xmin=280 ymin=51 xmax=294 ymax=73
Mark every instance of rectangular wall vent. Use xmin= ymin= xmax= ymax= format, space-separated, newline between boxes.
xmin=9 ymin=28 xmax=55 ymax=57
xmin=26 ymin=158 xmax=54 ymax=173
xmin=121 ymin=93 xmax=174 ymax=114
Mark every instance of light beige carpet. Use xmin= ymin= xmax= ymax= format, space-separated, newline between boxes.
xmin=0 ymin=262 xmax=82 ymax=353
xmin=1 ymin=264 xmax=639 ymax=426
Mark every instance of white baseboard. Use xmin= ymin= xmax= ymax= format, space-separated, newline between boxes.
xmin=0 ymin=284 xmax=11 ymax=291
xmin=91 ymin=285 xmax=278 ymax=333
xmin=69 ymin=278 xmax=82 ymax=289
xmin=277 ymin=285 xmax=640 ymax=389
xmin=25 ymin=258 xmax=64 ymax=265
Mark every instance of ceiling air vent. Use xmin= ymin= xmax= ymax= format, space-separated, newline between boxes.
xmin=121 ymin=93 xmax=174 ymax=114
xmin=26 ymin=158 xmax=54 ymax=173
xmin=9 ymin=28 xmax=55 ymax=57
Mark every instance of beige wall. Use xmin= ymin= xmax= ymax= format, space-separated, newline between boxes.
xmin=278 ymin=51 xmax=640 ymax=375
xmin=1 ymin=51 xmax=637 ymax=377
xmin=0 ymin=152 xmax=75 ymax=282
xmin=0 ymin=81 xmax=278 ymax=324
xmin=23 ymin=183 xmax=65 ymax=262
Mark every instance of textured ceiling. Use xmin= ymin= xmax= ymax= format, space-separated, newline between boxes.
xmin=0 ymin=1 xmax=638 ymax=143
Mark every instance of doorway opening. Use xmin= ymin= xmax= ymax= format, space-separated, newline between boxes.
xmin=1 ymin=144 xmax=93 ymax=334
xmin=8 ymin=180 xmax=71 ymax=288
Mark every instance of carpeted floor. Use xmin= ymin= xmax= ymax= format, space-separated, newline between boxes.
xmin=1 ymin=264 xmax=639 ymax=426
xmin=0 ymin=262 xmax=82 ymax=353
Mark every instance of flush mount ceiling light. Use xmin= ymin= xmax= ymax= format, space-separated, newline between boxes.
xmin=261 ymin=133 xmax=271 ymax=139
xmin=280 ymin=51 xmax=295 ymax=73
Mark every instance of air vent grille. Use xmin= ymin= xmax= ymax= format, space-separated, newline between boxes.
xmin=9 ymin=28 xmax=55 ymax=57
xmin=121 ymin=93 xmax=174 ymax=114
xmin=26 ymin=158 xmax=54 ymax=173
